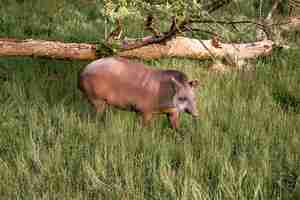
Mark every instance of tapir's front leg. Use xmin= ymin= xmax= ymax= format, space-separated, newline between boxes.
xmin=142 ymin=112 xmax=153 ymax=127
xmin=168 ymin=111 xmax=179 ymax=129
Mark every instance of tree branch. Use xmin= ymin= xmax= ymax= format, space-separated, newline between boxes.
xmin=145 ymin=14 xmax=162 ymax=37
xmin=266 ymin=0 xmax=282 ymax=20
xmin=188 ymin=19 xmax=266 ymax=28
xmin=119 ymin=16 xmax=183 ymax=51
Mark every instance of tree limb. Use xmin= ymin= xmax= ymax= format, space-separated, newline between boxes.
xmin=266 ymin=0 xmax=282 ymax=20
xmin=188 ymin=19 xmax=266 ymax=28
xmin=145 ymin=14 xmax=162 ymax=37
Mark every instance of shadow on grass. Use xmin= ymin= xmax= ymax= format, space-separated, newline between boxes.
xmin=272 ymin=89 xmax=300 ymax=114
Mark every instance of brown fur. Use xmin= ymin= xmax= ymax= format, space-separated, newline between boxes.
xmin=79 ymin=57 xmax=198 ymax=129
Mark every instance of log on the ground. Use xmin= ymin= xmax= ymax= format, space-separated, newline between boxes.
xmin=0 ymin=37 xmax=273 ymax=61
xmin=0 ymin=38 xmax=98 ymax=60
xmin=280 ymin=16 xmax=300 ymax=31
xmin=119 ymin=36 xmax=273 ymax=60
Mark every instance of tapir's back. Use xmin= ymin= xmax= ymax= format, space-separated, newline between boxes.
xmin=82 ymin=57 xmax=154 ymax=85
xmin=80 ymin=57 xmax=158 ymax=111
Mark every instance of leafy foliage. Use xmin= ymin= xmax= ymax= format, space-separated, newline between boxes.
xmin=100 ymin=0 xmax=203 ymax=22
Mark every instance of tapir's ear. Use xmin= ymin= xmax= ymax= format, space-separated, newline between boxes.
xmin=171 ymin=77 xmax=183 ymax=91
xmin=189 ymin=79 xmax=200 ymax=88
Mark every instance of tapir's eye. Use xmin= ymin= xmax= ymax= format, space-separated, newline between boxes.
xmin=178 ymin=97 xmax=187 ymax=102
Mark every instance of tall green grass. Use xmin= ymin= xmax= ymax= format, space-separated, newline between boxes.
xmin=1 ymin=52 xmax=299 ymax=200
xmin=0 ymin=1 xmax=300 ymax=199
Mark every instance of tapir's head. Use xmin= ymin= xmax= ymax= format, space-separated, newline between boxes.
xmin=171 ymin=77 xmax=200 ymax=117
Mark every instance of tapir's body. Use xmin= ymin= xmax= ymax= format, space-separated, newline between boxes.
xmin=79 ymin=57 xmax=199 ymax=129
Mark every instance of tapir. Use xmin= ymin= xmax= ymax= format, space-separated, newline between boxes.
xmin=79 ymin=57 xmax=200 ymax=129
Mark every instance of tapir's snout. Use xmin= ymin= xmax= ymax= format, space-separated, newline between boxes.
xmin=185 ymin=107 xmax=199 ymax=118
xmin=191 ymin=110 xmax=199 ymax=118
xmin=192 ymin=112 xmax=199 ymax=118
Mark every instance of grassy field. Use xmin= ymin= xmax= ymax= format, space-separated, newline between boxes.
xmin=0 ymin=1 xmax=300 ymax=199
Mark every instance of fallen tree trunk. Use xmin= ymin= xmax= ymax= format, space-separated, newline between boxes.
xmin=279 ymin=16 xmax=300 ymax=31
xmin=0 ymin=38 xmax=98 ymax=60
xmin=119 ymin=37 xmax=273 ymax=60
xmin=0 ymin=36 xmax=273 ymax=61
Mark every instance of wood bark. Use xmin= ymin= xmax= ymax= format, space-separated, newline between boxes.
xmin=0 ymin=38 xmax=98 ymax=60
xmin=279 ymin=16 xmax=300 ymax=31
xmin=0 ymin=37 xmax=273 ymax=61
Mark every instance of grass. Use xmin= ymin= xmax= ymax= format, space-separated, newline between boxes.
xmin=0 ymin=1 xmax=300 ymax=199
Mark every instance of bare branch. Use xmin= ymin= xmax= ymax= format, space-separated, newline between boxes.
xmin=145 ymin=14 xmax=162 ymax=37
xmin=266 ymin=0 xmax=282 ymax=20
xmin=188 ymin=19 xmax=266 ymax=28
xmin=119 ymin=16 xmax=182 ymax=51
xmin=106 ymin=18 xmax=123 ymax=42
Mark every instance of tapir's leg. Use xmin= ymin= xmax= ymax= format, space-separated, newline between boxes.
xmin=90 ymin=98 xmax=106 ymax=113
xmin=142 ymin=112 xmax=153 ymax=126
xmin=167 ymin=112 xmax=179 ymax=129
xmin=80 ymin=82 xmax=106 ymax=113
